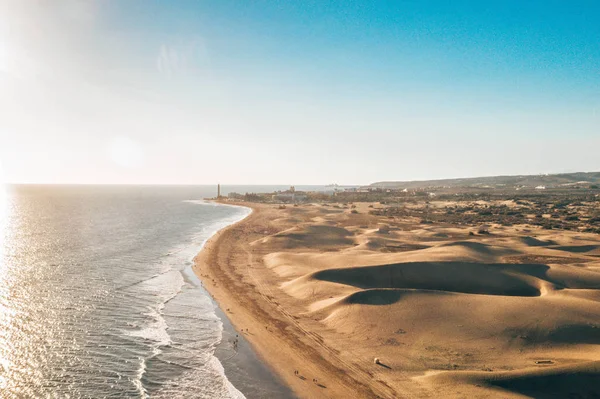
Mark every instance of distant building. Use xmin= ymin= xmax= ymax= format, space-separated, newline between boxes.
xmin=228 ymin=192 xmax=244 ymax=200
xmin=535 ymin=185 xmax=546 ymax=190
xmin=272 ymin=192 xmax=307 ymax=203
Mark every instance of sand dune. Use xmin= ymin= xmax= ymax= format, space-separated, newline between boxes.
xmin=308 ymin=262 xmax=546 ymax=296
xmin=519 ymin=236 xmax=558 ymax=247
xmin=195 ymin=201 xmax=600 ymax=398
xmin=551 ymin=244 xmax=600 ymax=253
xmin=487 ymin=361 xmax=600 ymax=398
xmin=268 ymin=225 xmax=355 ymax=250
xmin=426 ymin=361 xmax=600 ymax=398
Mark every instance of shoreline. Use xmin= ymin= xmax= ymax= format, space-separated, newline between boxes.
xmin=212 ymin=300 xmax=295 ymax=398
xmin=183 ymin=262 xmax=292 ymax=398
xmin=193 ymin=201 xmax=384 ymax=399
xmin=192 ymin=202 xmax=294 ymax=398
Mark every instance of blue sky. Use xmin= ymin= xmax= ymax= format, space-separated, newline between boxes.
xmin=0 ymin=1 xmax=598 ymax=184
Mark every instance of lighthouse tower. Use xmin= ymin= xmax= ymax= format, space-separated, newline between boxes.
xmin=217 ymin=184 xmax=221 ymax=198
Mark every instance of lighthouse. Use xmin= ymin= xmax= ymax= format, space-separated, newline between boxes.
xmin=217 ymin=184 xmax=221 ymax=198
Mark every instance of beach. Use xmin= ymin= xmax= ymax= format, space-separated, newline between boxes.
xmin=194 ymin=201 xmax=600 ymax=398
xmin=211 ymin=290 xmax=295 ymax=398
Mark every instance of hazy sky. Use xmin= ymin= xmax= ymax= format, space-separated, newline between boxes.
xmin=0 ymin=1 xmax=598 ymax=185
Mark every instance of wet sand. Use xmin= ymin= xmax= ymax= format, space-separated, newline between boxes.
xmin=213 ymin=303 xmax=295 ymax=398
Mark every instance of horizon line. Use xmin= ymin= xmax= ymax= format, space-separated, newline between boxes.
xmin=3 ymin=170 xmax=599 ymax=188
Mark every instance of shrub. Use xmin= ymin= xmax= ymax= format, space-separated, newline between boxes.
xmin=554 ymin=201 xmax=570 ymax=209
xmin=378 ymin=226 xmax=390 ymax=233
xmin=477 ymin=226 xmax=490 ymax=235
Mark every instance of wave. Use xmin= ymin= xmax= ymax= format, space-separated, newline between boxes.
xmin=128 ymin=201 xmax=251 ymax=398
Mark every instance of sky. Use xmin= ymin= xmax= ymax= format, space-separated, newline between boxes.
xmin=0 ymin=1 xmax=598 ymax=185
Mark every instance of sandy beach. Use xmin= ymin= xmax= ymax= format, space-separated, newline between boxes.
xmin=194 ymin=201 xmax=600 ymax=398
xmin=212 ymin=299 xmax=294 ymax=398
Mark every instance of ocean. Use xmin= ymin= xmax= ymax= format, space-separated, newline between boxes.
xmin=0 ymin=185 xmax=305 ymax=398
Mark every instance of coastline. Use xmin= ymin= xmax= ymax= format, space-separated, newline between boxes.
xmin=192 ymin=202 xmax=294 ymax=398
xmin=212 ymin=301 xmax=295 ymax=398
xmin=193 ymin=202 xmax=383 ymax=399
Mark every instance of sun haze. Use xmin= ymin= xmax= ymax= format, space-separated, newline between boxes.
xmin=0 ymin=1 xmax=599 ymax=185
xmin=1 ymin=3 xmax=600 ymax=399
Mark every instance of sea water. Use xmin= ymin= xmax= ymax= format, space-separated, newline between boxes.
xmin=0 ymin=185 xmax=261 ymax=398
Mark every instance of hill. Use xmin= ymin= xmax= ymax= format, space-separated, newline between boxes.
xmin=370 ymin=172 xmax=600 ymax=190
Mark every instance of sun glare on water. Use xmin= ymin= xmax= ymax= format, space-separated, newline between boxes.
xmin=0 ymin=159 xmax=8 ymax=225
xmin=0 ymin=159 xmax=12 ymax=389
xmin=0 ymin=157 xmax=10 ymax=266
xmin=0 ymin=157 xmax=11 ymax=276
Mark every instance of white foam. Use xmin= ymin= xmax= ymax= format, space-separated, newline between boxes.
xmin=179 ymin=202 xmax=251 ymax=398
xmin=125 ymin=269 xmax=183 ymax=344
xmin=210 ymin=355 xmax=247 ymax=399
xmin=134 ymin=356 xmax=148 ymax=398
xmin=128 ymin=303 xmax=171 ymax=346
xmin=135 ymin=201 xmax=251 ymax=398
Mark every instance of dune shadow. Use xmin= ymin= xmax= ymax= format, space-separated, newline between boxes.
xmin=520 ymin=236 xmax=558 ymax=247
xmin=440 ymin=241 xmax=520 ymax=256
xmin=344 ymin=289 xmax=420 ymax=306
xmin=506 ymin=324 xmax=600 ymax=346
xmin=491 ymin=370 xmax=600 ymax=399
xmin=273 ymin=225 xmax=354 ymax=249
xmin=548 ymin=324 xmax=600 ymax=345
xmin=313 ymin=262 xmax=549 ymax=297
xmin=551 ymin=245 xmax=599 ymax=253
